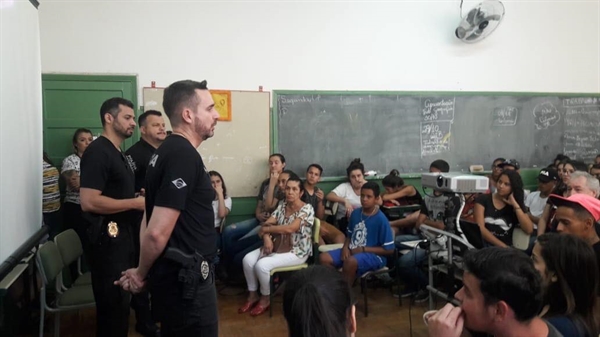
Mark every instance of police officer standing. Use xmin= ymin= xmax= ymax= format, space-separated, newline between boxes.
xmin=125 ymin=110 xmax=166 ymax=337
xmin=80 ymin=97 xmax=145 ymax=337
xmin=116 ymin=80 xmax=220 ymax=337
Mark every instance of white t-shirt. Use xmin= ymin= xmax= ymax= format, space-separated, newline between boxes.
xmin=525 ymin=191 xmax=548 ymax=229
xmin=331 ymin=182 xmax=362 ymax=219
xmin=212 ymin=197 xmax=232 ymax=228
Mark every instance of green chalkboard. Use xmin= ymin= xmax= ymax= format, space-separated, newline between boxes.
xmin=272 ymin=91 xmax=600 ymax=177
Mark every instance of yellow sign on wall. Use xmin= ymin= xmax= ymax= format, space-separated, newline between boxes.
xmin=211 ymin=90 xmax=232 ymax=121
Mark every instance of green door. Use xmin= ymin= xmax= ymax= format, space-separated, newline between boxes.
xmin=42 ymin=74 xmax=138 ymax=168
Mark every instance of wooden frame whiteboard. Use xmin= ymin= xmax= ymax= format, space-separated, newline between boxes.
xmin=143 ymin=88 xmax=270 ymax=197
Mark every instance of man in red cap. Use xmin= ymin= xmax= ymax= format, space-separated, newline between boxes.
xmin=549 ymin=193 xmax=600 ymax=272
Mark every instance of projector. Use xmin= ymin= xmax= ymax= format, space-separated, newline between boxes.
xmin=422 ymin=173 xmax=489 ymax=194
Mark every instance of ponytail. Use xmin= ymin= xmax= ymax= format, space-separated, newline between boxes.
xmin=382 ymin=169 xmax=404 ymax=188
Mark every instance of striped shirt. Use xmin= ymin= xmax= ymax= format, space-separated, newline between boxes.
xmin=43 ymin=160 xmax=61 ymax=213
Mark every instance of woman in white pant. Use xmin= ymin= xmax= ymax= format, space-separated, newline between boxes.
xmin=239 ymin=174 xmax=314 ymax=316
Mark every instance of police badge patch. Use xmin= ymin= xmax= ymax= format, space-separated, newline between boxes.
xmin=107 ymin=221 xmax=119 ymax=238
xmin=201 ymin=260 xmax=209 ymax=280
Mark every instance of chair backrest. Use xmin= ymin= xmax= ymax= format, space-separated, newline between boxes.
xmin=512 ymin=227 xmax=531 ymax=250
xmin=313 ymin=218 xmax=321 ymax=244
xmin=54 ymin=229 xmax=83 ymax=266
xmin=457 ymin=220 xmax=484 ymax=250
xmin=36 ymin=241 xmax=65 ymax=285
xmin=324 ymin=201 xmax=339 ymax=218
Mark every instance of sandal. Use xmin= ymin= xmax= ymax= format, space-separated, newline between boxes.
xmin=249 ymin=303 xmax=270 ymax=316
xmin=238 ymin=301 xmax=258 ymax=314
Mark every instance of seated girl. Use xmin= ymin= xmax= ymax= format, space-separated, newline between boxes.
xmin=326 ymin=158 xmax=366 ymax=233
xmin=209 ymin=171 xmax=232 ymax=250
xmin=221 ymin=153 xmax=286 ymax=278
xmin=239 ymin=175 xmax=314 ymax=316
xmin=532 ymin=233 xmax=600 ymax=337
xmin=474 ymin=169 xmax=534 ymax=247
xmin=283 ymin=265 xmax=356 ymax=337
xmin=381 ymin=169 xmax=423 ymax=235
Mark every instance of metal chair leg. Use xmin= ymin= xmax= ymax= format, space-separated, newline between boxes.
xmin=362 ymin=277 xmax=368 ymax=317
xmin=54 ymin=311 xmax=60 ymax=337
xmin=39 ymin=288 xmax=45 ymax=337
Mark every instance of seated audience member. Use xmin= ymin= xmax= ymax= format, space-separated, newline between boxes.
xmin=320 ymin=182 xmax=394 ymax=286
xmin=239 ymin=175 xmax=314 ymax=316
xmin=526 ymin=168 xmax=559 ymax=225
xmin=538 ymin=171 xmax=600 ymax=235
xmin=428 ymin=248 xmax=562 ymax=337
xmin=42 ymin=152 xmax=62 ymax=240
xmin=532 ymin=233 xmax=600 ymax=337
xmin=326 ymin=158 xmax=366 ymax=233
xmin=553 ymin=154 xmax=570 ymax=169
xmin=595 ymin=155 xmax=600 ymax=166
xmin=488 ymin=157 xmax=506 ymax=193
xmin=396 ymin=159 xmax=450 ymax=301
xmin=474 ymin=170 xmax=534 ymax=247
xmin=549 ymin=193 xmax=600 ymax=273
xmin=554 ymin=160 xmax=568 ymax=196
xmin=498 ymin=158 xmax=520 ymax=172
xmin=283 ymin=265 xmax=356 ymax=337
xmin=303 ymin=164 xmax=345 ymax=245
xmin=210 ymin=171 xmax=232 ymax=246
xmin=381 ymin=169 xmax=423 ymax=234
xmin=560 ymin=160 xmax=588 ymax=190
xmin=221 ymin=153 xmax=286 ymax=278
xmin=589 ymin=164 xmax=600 ymax=181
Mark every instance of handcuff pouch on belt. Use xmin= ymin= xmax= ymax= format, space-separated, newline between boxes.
xmin=163 ymin=247 xmax=210 ymax=300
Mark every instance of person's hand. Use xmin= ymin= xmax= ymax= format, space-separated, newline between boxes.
xmin=269 ymin=171 xmax=279 ymax=185
xmin=390 ymin=199 xmax=400 ymax=206
xmin=257 ymin=212 xmax=270 ymax=222
xmin=71 ymin=175 xmax=80 ymax=191
xmin=214 ymin=185 xmax=224 ymax=196
xmin=502 ymin=193 xmax=518 ymax=208
xmin=114 ymin=268 xmax=146 ymax=294
xmin=315 ymin=189 xmax=324 ymax=201
xmin=427 ymin=303 xmax=464 ymax=337
xmin=341 ymin=246 xmax=351 ymax=261
xmin=133 ymin=196 xmax=145 ymax=211
xmin=344 ymin=200 xmax=354 ymax=218
xmin=262 ymin=236 xmax=273 ymax=254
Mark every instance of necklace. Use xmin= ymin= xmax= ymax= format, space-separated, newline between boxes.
xmin=361 ymin=206 xmax=378 ymax=222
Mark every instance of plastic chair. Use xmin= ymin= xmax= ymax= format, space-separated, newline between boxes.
xmin=359 ymin=248 xmax=401 ymax=317
xmin=269 ymin=218 xmax=321 ymax=317
xmin=512 ymin=227 xmax=531 ymax=250
xmin=54 ymin=229 xmax=91 ymax=289
xmin=36 ymin=241 xmax=95 ymax=337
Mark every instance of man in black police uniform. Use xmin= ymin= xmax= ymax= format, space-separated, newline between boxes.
xmin=80 ymin=97 xmax=145 ymax=337
xmin=116 ymin=80 xmax=220 ymax=336
xmin=125 ymin=110 xmax=166 ymax=337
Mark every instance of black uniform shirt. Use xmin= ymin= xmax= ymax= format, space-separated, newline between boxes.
xmin=125 ymin=138 xmax=156 ymax=192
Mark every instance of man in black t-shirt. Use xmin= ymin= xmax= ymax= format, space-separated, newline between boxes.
xmin=80 ymin=97 xmax=145 ymax=337
xmin=124 ymin=110 xmax=165 ymax=337
xmin=115 ymin=80 xmax=220 ymax=337
xmin=125 ymin=110 xmax=166 ymax=193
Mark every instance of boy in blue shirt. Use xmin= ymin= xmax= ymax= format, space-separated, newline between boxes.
xmin=320 ymin=181 xmax=395 ymax=285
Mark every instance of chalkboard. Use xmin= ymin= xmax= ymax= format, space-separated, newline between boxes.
xmin=273 ymin=92 xmax=600 ymax=177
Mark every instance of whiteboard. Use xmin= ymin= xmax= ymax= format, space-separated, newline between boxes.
xmin=0 ymin=1 xmax=43 ymax=263
xmin=143 ymin=89 xmax=271 ymax=197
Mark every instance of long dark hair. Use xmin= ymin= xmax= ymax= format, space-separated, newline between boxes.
xmin=382 ymin=169 xmax=404 ymax=188
xmin=283 ymin=265 xmax=354 ymax=337
xmin=499 ymin=170 xmax=526 ymax=210
xmin=537 ymin=233 xmax=600 ymax=336
xmin=208 ymin=170 xmax=227 ymax=198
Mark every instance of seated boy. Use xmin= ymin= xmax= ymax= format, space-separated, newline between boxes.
xmin=320 ymin=181 xmax=395 ymax=285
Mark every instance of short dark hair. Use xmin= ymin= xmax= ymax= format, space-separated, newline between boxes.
xmin=208 ymin=170 xmax=227 ymax=198
xmin=306 ymin=163 xmax=323 ymax=175
xmin=100 ymin=97 xmax=134 ymax=126
xmin=346 ymin=158 xmax=364 ymax=178
xmin=565 ymin=159 xmax=588 ymax=172
xmin=382 ymin=169 xmax=404 ymax=188
xmin=361 ymin=181 xmax=380 ymax=197
xmin=162 ymin=80 xmax=208 ymax=127
xmin=463 ymin=247 xmax=542 ymax=322
xmin=283 ymin=265 xmax=353 ymax=337
xmin=270 ymin=153 xmax=286 ymax=164
xmin=286 ymin=174 xmax=306 ymax=202
xmin=430 ymin=159 xmax=450 ymax=173
xmin=138 ymin=110 xmax=162 ymax=127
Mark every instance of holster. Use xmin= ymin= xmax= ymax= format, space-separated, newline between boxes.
xmin=163 ymin=247 xmax=211 ymax=300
